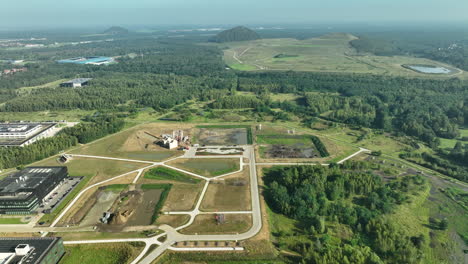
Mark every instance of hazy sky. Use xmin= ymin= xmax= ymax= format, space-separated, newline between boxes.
xmin=1 ymin=0 xmax=467 ymax=29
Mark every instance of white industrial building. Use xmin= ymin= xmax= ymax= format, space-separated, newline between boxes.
xmin=162 ymin=135 xmax=178 ymax=149
xmin=0 ymin=123 xmax=57 ymax=147
xmin=60 ymin=78 xmax=92 ymax=88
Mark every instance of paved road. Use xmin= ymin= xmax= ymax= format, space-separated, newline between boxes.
xmin=50 ymin=163 xmax=156 ymax=227
xmin=137 ymin=146 xmax=262 ymax=264
xmin=337 ymin=147 xmax=370 ymax=164
xmin=29 ymin=145 xmax=369 ymax=264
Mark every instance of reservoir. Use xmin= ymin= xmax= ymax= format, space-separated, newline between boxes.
xmin=405 ymin=64 xmax=452 ymax=74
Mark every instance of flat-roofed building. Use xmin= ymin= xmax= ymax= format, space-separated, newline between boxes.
xmin=0 ymin=167 xmax=68 ymax=214
xmin=0 ymin=122 xmax=57 ymax=147
xmin=0 ymin=237 xmax=65 ymax=264
xmin=60 ymin=78 xmax=92 ymax=88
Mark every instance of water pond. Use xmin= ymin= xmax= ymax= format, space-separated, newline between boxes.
xmin=405 ymin=64 xmax=452 ymax=74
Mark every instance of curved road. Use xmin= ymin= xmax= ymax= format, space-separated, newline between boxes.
xmin=45 ymin=146 xmax=369 ymax=263
xmin=137 ymin=146 xmax=262 ymax=263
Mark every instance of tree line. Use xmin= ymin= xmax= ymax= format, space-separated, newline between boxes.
xmin=0 ymin=115 xmax=124 ymax=170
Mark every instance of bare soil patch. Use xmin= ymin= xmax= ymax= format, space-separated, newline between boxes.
xmin=196 ymin=128 xmax=248 ymax=145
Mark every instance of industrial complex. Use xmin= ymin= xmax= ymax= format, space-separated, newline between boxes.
xmin=0 ymin=122 xmax=57 ymax=147
xmin=57 ymin=56 xmax=114 ymax=65
xmin=0 ymin=237 xmax=65 ymax=264
xmin=0 ymin=167 xmax=68 ymax=214
xmin=60 ymin=78 xmax=93 ymax=88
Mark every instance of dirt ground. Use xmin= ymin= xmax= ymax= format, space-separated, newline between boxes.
xmin=105 ymin=187 xmax=162 ymax=230
xmin=58 ymin=172 xmax=137 ymax=226
xmin=200 ymin=169 xmax=251 ymax=212
xmin=80 ymin=190 xmax=120 ymax=227
xmin=179 ymin=214 xmax=252 ymax=235
xmin=70 ymin=123 xmax=191 ymax=160
xmin=262 ymin=144 xmax=320 ymax=159
xmin=161 ymin=183 xmax=204 ymax=211
xmin=156 ymin=214 xmax=190 ymax=228
xmin=196 ymin=128 xmax=248 ymax=145
xmin=119 ymin=123 xmax=193 ymax=151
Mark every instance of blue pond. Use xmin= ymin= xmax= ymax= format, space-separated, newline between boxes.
xmin=406 ymin=65 xmax=451 ymax=74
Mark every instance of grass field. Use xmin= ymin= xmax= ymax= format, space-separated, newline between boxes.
xmin=144 ymin=167 xmax=201 ymax=184
xmin=200 ymin=169 xmax=251 ymax=211
xmin=438 ymin=129 xmax=468 ymax=149
xmin=161 ymin=182 xmax=204 ymax=211
xmin=61 ymin=243 xmax=144 ymax=264
xmin=17 ymin=79 xmax=67 ymax=94
xmin=220 ymin=33 xmax=466 ymax=78
xmin=156 ymin=214 xmax=190 ymax=228
xmin=49 ymin=231 xmax=148 ymax=240
xmin=257 ymin=134 xmax=312 ymax=145
xmin=179 ymin=214 xmax=252 ymax=235
xmin=167 ymin=158 xmax=240 ymax=177
xmin=0 ymin=217 xmax=27 ymax=224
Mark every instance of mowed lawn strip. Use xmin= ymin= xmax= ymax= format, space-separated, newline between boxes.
xmin=0 ymin=217 xmax=27 ymax=224
xmin=144 ymin=167 xmax=201 ymax=184
xmin=167 ymin=158 xmax=240 ymax=177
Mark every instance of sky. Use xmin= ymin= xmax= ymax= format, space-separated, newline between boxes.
xmin=1 ymin=0 xmax=467 ymax=29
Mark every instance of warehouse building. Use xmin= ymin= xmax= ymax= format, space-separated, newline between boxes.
xmin=57 ymin=56 xmax=114 ymax=65
xmin=60 ymin=78 xmax=93 ymax=88
xmin=0 ymin=167 xmax=68 ymax=214
xmin=0 ymin=237 xmax=65 ymax=264
xmin=0 ymin=122 xmax=57 ymax=147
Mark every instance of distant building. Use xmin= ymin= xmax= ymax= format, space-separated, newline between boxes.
xmin=0 ymin=167 xmax=68 ymax=214
xmin=7 ymin=59 xmax=24 ymax=64
xmin=162 ymin=135 xmax=178 ymax=149
xmin=0 ymin=237 xmax=65 ymax=264
xmin=57 ymin=56 xmax=114 ymax=65
xmin=60 ymin=78 xmax=92 ymax=88
xmin=0 ymin=122 xmax=57 ymax=147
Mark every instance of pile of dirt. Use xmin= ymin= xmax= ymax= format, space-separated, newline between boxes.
xmin=109 ymin=190 xmax=142 ymax=226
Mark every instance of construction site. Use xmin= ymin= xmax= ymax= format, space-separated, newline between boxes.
xmin=66 ymin=184 xmax=163 ymax=232
xmin=196 ymin=127 xmax=248 ymax=145
xmin=262 ymin=143 xmax=320 ymax=159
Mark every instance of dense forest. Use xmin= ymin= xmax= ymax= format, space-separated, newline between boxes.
xmin=1 ymin=32 xmax=468 ymax=182
xmin=236 ymin=71 xmax=468 ymax=147
xmin=264 ymin=162 xmax=431 ymax=263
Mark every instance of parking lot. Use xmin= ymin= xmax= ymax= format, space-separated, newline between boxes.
xmin=39 ymin=177 xmax=83 ymax=214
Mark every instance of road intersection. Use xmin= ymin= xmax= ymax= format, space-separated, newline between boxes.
xmin=6 ymin=144 xmax=369 ymax=263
